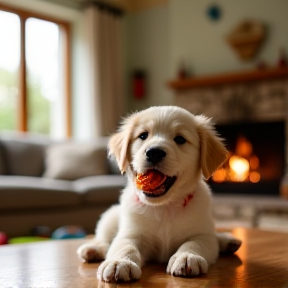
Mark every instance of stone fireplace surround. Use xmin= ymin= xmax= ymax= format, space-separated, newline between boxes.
xmin=168 ymin=67 xmax=288 ymax=231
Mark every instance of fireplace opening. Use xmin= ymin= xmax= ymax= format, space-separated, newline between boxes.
xmin=209 ymin=121 xmax=286 ymax=196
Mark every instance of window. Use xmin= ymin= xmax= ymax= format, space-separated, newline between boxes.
xmin=0 ymin=4 xmax=71 ymax=138
xmin=0 ymin=11 xmax=20 ymax=131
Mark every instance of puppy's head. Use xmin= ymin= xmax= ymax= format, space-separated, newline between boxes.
xmin=109 ymin=106 xmax=227 ymax=206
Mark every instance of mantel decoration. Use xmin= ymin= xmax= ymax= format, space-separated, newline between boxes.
xmin=206 ymin=4 xmax=222 ymax=21
xmin=227 ymin=19 xmax=266 ymax=61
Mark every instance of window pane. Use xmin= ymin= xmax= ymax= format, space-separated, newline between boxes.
xmin=0 ymin=11 xmax=20 ymax=131
xmin=26 ymin=17 xmax=61 ymax=136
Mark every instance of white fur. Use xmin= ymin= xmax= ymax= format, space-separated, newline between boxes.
xmin=77 ymin=106 xmax=241 ymax=282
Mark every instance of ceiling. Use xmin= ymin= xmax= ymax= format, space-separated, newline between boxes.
xmin=39 ymin=0 xmax=87 ymax=9
xmin=38 ymin=0 xmax=168 ymax=12
xmin=39 ymin=0 xmax=128 ymax=10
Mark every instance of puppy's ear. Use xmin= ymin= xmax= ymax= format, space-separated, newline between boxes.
xmin=108 ymin=120 xmax=133 ymax=174
xmin=195 ymin=115 xmax=228 ymax=179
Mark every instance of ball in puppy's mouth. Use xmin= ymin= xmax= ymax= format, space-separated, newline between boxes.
xmin=135 ymin=169 xmax=177 ymax=198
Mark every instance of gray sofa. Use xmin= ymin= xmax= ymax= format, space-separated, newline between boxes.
xmin=0 ymin=132 xmax=126 ymax=238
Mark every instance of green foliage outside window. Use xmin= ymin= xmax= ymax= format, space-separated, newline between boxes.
xmin=0 ymin=67 xmax=51 ymax=134
xmin=0 ymin=68 xmax=18 ymax=131
xmin=27 ymin=73 xmax=51 ymax=134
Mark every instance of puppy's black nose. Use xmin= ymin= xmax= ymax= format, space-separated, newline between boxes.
xmin=146 ymin=147 xmax=166 ymax=165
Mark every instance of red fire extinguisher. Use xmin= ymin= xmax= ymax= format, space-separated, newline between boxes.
xmin=133 ymin=70 xmax=146 ymax=99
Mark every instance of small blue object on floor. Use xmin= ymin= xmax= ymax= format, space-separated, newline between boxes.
xmin=52 ymin=225 xmax=86 ymax=240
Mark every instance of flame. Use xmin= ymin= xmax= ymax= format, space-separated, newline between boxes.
xmin=212 ymin=168 xmax=227 ymax=182
xmin=250 ymin=171 xmax=261 ymax=183
xmin=229 ymin=156 xmax=249 ymax=181
xmin=212 ymin=136 xmax=261 ymax=183
xmin=236 ymin=136 xmax=252 ymax=157
xmin=250 ymin=155 xmax=259 ymax=169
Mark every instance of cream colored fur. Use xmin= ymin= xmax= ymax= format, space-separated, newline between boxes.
xmin=77 ymin=106 xmax=241 ymax=282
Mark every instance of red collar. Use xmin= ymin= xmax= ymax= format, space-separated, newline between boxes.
xmin=182 ymin=193 xmax=194 ymax=208
xmin=134 ymin=193 xmax=194 ymax=208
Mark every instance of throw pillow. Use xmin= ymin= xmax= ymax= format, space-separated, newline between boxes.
xmin=1 ymin=139 xmax=46 ymax=176
xmin=43 ymin=142 xmax=109 ymax=180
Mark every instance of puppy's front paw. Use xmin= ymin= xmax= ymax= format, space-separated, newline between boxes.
xmin=97 ymin=259 xmax=142 ymax=282
xmin=167 ymin=252 xmax=208 ymax=277
xmin=77 ymin=242 xmax=104 ymax=263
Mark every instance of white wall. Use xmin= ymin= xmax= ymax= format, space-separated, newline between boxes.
xmin=170 ymin=0 xmax=288 ymax=76
xmin=126 ymin=0 xmax=288 ymax=111
xmin=124 ymin=5 xmax=171 ymax=112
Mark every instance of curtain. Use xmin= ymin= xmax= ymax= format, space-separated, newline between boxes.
xmin=84 ymin=3 xmax=124 ymax=137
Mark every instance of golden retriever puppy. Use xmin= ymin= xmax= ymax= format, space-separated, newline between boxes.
xmin=77 ymin=106 xmax=241 ymax=282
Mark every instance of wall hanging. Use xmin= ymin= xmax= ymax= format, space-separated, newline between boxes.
xmin=227 ymin=19 xmax=266 ymax=61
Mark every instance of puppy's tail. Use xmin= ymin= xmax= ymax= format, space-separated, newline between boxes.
xmin=216 ymin=232 xmax=242 ymax=254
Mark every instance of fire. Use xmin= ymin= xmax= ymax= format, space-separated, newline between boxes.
xmin=229 ymin=156 xmax=249 ymax=181
xmin=250 ymin=171 xmax=261 ymax=183
xmin=212 ymin=136 xmax=261 ymax=183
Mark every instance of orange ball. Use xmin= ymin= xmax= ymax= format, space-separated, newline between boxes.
xmin=135 ymin=169 xmax=166 ymax=192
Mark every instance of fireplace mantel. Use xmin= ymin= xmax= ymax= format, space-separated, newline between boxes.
xmin=168 ymin=67 xmax=288 ymax=90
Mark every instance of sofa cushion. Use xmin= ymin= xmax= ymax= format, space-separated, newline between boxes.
xmin=43 ymin=142 xmax=109 ymax=180
xmin=0 ymin=175 xmax=80 ymax=210
xmin=74 ymin=175 xmax=126 ymax=205
xmin=0 ymin=139 xmax=47 ymax=176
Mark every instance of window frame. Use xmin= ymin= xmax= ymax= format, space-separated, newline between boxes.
xmin=0 ymin=3 xmax=72 ymax=137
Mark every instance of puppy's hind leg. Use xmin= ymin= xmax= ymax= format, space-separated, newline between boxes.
xmin=77 ymin=205 xmax=120 ymax=263
xmin=217 ymin=232 xmax=242 ymax=254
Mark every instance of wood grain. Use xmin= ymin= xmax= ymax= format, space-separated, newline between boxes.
xmin=0 ymin=228 xmax=288 ymax=287
xmin=167 ymin=67 xmax=288 ymax=90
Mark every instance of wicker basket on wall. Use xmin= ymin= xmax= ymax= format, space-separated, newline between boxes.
xmin=227 ymin=19 xmax=266 ymax=61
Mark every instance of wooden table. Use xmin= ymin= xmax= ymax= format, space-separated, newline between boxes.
xmin=1 ymin=228 xmax=288 ymax=288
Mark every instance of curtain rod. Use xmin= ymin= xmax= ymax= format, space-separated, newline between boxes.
xmin=82 ymin=0 xmax=124 ymax=16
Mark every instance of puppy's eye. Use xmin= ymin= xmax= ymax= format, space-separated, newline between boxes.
xmin=174 ymin=135 xmax=186 ymax=145
xmin=138 ymin=132 xmax=148 ymax=140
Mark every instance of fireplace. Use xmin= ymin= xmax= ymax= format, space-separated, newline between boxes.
xmin=168 ymin=67 xmax=288 ymax=196
xmin=209 ymin=121 xmax=285 ymax=195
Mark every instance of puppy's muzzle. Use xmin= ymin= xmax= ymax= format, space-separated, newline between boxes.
xmin=146 ymin=147 xmax=166 ymax=165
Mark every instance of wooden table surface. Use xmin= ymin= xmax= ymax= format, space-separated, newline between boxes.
xmin=1 ymin=228 xmax=288 ymax=288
